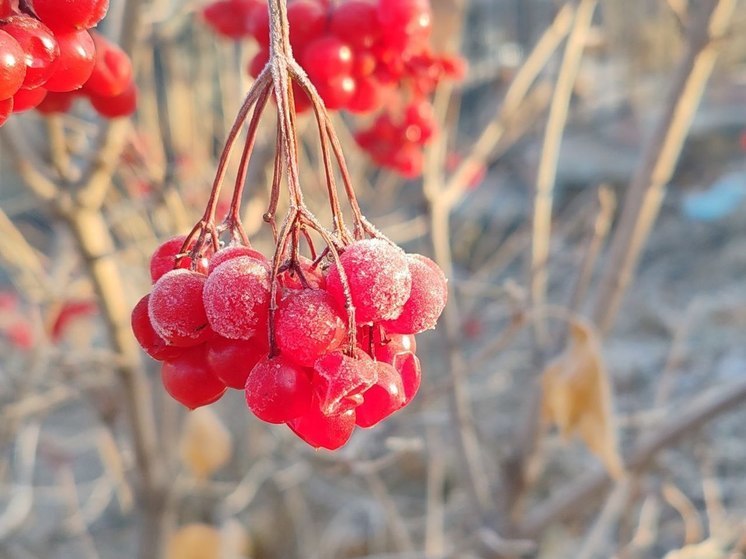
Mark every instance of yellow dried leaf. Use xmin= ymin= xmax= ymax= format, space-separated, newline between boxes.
xmin=179 ymin=407 xmax=232 ymax=480
xmin=663 ymin=538 xmax=726 ymax=559
xmin=167 ymin=524 xmax=221 ymax=559
xmin=540 ymin=317 xmax=624 ymax=478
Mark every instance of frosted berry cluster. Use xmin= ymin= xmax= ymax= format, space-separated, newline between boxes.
xmin=0 ymin=0 xmax=136 ymax=127
xmin=132 ymin=236 xmax=447 ymax=450
xmin=201 ymin=0 xmax=465 ymax=177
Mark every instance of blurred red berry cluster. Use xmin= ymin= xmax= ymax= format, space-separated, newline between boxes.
xmin=201 ymin=0 xmax=466 ymax=177
xmin=0 ymin=0 xmax=137 ymax=126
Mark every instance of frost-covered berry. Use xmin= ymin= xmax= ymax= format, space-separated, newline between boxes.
xmin=326 ymin=239 xmax=412 ymax=324
xmin=203 ymin=256 xmax=270 ymax=340
xmin=131 ymin=294 xmax=184 ymax=361
xmin=161 ymin=346 xmax=227 ymax=409
xmin=149 ymin=235 xmax=209 ymax=283
xmin=149 ymin=269 xmax=212 ymax=347
xmin=383 ymin=254 xmax=446 ymax=334
xmin=208 ymin=245 xmax=268 ymax=274
xmin=276 ymin=289 xmax=345 ymax=367
xmin=245 ymin=355 xmax=312 ymax=423
xmin=207 ymin=335 xmax=268 ymax=389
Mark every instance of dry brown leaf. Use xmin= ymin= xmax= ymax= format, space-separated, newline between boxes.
xmin=167 ymin=524 xmax=222 ymax=559
xmin=540 ymin=317 xmax=625 ymax=478
xmin=179 ymin=407 xmax=232 ymax=480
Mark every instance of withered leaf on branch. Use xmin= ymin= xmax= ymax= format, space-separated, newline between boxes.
xmin=540 ymin=317 xmax=624 ymax=478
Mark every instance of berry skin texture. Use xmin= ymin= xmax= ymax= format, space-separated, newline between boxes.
xmin=279 ymin=256 xmax=326 ymax=290
xmin=12 ymin=86 xmax=47 ymax=112
xmin=84 ymin=32 xmax=133 ymax=97
xmin=149 ymin=269 xmax=212 ymax=347
xmin=150 ymin=235 xmax=208 ymax=283
xmin=88 ymin=80 xmax=137 ymax=118
xmin=29 ymin=0 xmax=109 ymax=32
xmin=35 ymin=90 xmax=76 ymax=114
xmin=245 ymin=355 xmax=312 ymax=423
xmin=161 ymin=346 xmax=227 ymax=409
xmin=207 ymin=336 xmax=268 ymax=389
xmin=383 ymin=254 xmax=447 ymax=334
xmin=208 ymin=245 xmax=268 ymax=274
xmin=203 ymin=256 xmax=270 ymax=340
xmin=313 ymin=351 xmax=377 ymax=415
xmin=355 ymin=361 xmax=405 ymax=428
xmin=0 ymin=16 xmax=59 ymax=90
xmin=0 ymin=97 xmax=12 ymax=126
xmin=276 ymin=289 xmax=346 ymax=367
xmin=287 ymin=0 xmax=326 ymax=52
xmin=330 ymin=1 xmax=381 ymax=49
xmin=43 ymin=30 xmax=95 ymax=92
xmin=0 ymin=30 xmax=26 ymax=100
xmin=131 ymin=294 xmax=185 ymax=361
xmin=326 ymin=238 xmax=412 ymax=324
xmin=288 ymin=400 xmax=356 ymax=451
xmin=302 ymin=36 xmax=353 ymax=82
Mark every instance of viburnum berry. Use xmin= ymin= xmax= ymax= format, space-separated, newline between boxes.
xmin=35 ymin=89 xmax=76 ymax=114
xmin=12 ymin=86 xmax=47 ymax=112
xmin=161 ymin=346 xmax=227 ymax=409
xmin=302 ymin=36 xmax=353 ymax=82
xmin=275 ymin=289 xmax=345 ymax=367
xmin=84 ymin=32 xmax=133 ymax=97
xmin=150 ymin=235 xmax=208 ymax=283
xmin=383 ymin=254 xmax=447 ymax=334
xmin=203 ymin=256 xmax=270 ymax=340
xmin=287 ymin=0 xmax=326 ymax=52
xmin=0 ymin=30 xmax=26 ymax=99
xmin=330 ymin=0 xmax=381 ymax=49
xmin=355 ymin=361 xmax=405 ymax=427
xmin=278 ymin=256 xmax=325 ymax=290
xmin=149 ymin=269 xmax=213 ymax=347
xmin=131 ymin=294 xmax=185 ymax=362
xmin=207 ymin=335 xmax=268 ymax=389
xmin=88 ymin=80 xmax=137 ymax=118
xmin=0 ymin=97 xmax=12 ymax=126
xmin=208 ymin=244 xmax=268 ymax=274
xmin=288 ymin=398 xmax=356 ymax=450
xmin=365 ymin=329 xmax=421 ymax=403
xmin=313 ymin=75 xmax=355 ymax=110
xmin=0 ymin=15 xmax=59 ymax=90
xmin=202 ymin=0 xmax=261 ymax=39
xmin=28 ymin=0 xmax=109 ymax=32
xmin=347 ymin=76 xmax=381 ymax=114
xmin=313 ymin=351 xmax=377 ymax=415
xmin=43 ymin=30 xmax=95 ymax=92
xmin=377 ymin=0 xmax=431 ymax=49
xmin=244 ymin=355 xmax=312 ymax=423
xmin=326 ymin=238 xmax=412 ymax=324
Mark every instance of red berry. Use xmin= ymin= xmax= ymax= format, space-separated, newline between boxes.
xmin=161 ymin=346 xmax=227 ymax=409
xmin=377 ymin=0 xmax=431 ymax=49
xmin=347 ymin=75 xmax=380 ymax=113
xmin=28 ymin=0 xmax=109 ymax=31
xmin=355 ymin=361 xmax=405 ymax=427
xmin=0 ymin=97 xmax=12 ymax=125
xmin=404 ymin=100 xmax=436 ymax=144
xmin=313 ymin=74 xmax=355 ymax=110
xmin=131 ymin=294 xmax=185 ymax=361
xmin=150 ymin=235 xmax=208 ymax=283
xmin=383 ymin=254 xmax=446 ymax=334
xmin=207 ymin=335 xmax=268 ymax=389
xmin=203 ymin=256 xmax=270 ymax=340
xmin=288 ymin=0 xmax=326 ymax=52
xmin=209 ymin=245 xmax=268 ymax=274
xmin=0 ymin=0 xmax=12 ymax=18
xmin=12 ymin=86 xmax=47 ymax=111
xmin=313 ymin=351 xmax=377 ymax=415
xmin=248 ymin=2 xmax=270 ymax=47
xmin=302 ymin=36 xmax=353 ymax=82
xmin=88 ymin=80 xmax=137 ymax=118
xmin=288 ymin=398 xmax=356 ymax=450
xmin=276 ymin=289 xmax=346 ymax=367
xmin=202 ymin=0 xmax=261 ymax=39
xmin=330 ymin=1 xmax=380 ymax=49
xmin=278 ymin=256 xmax=325 ymax=290
xmin=1 ymin=16 xmax=59 ymax=90
xmin=245 ymin=355 xmax=312 ymax=423
xmin=35 ymin=90 xmax=76 ymax=113
xmin=149 ymin=269 xmax=212 ymax=347
xmin=367 ymin=331 xmax=420 ymax=403
xmin=326 ymin=239 xmax=412 ymax=324
xmin=247 ymin=47 xmax=268 ymax=79
xmin=0 ymin=30 xmax=26 ymax=99
xmin=84 ymin=32 xmax=132 ymax=97
xmin=43 ymin=30 xmax=95 ymax=92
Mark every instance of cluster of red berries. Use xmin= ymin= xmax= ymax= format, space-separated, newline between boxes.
xmin=132 ymin=236 xmax=447 ymax=450
xmin=0 ymin=0 xmax=136 ymax=127
xmin=201 ymin=0 xmax=465 ymax=177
